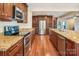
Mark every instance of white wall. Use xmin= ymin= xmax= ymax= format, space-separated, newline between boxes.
xmin=31 ymin=3 xmax=79 ymax=11
xmin=74 ymin=17 xmax=79 ymax=32
xmin=0 ymin=6 xmax=32 ymax=33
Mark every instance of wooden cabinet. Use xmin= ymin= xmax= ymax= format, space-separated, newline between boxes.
xmin=6 ymin=39 xmax=23 ymax=56
xmin=0 ymin=3 xmax=13 ymax=21
xmin=49 ymin=29 xmax=79 ymax=56
xmin=57 ymin=35 xmax=66 ymax=56
xmin=4 ymin=3 xmax=13 ymax=17
xmin=32 ymin=16 xmax=39 ymax=34
xmin=32 ymin=16 xmax=39 ymax=27
xmin=0 ymin=39 xmax=23 ymax=56
xmin=46 ymin=16 xmax=52 ymax=27
xmin=66 ymin=40 xmax=76 ymax=56
xmin=32 ymin=16 xmax=57 ymax=34
xmin=49 ymin=30 xmax=66 ymax=56
xmin=49 ymin=30 xmax=58 ymax=49
xmin=0 ymin=3 xmax=28 ymax=22
xmin=0 ymin=3 xmax=4 ymax=15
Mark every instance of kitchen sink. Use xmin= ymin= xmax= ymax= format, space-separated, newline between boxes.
xmin=19 ymin=32 xmax=30 ymax=36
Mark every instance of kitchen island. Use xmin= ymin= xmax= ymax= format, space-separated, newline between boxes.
xmin=0 ymin=28 xmax=35 ymax=56
xmin=49 ymin=28 xmax=79 ymax=56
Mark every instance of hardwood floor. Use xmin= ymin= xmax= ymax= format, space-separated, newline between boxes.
xmin=28 ymin=35 xmax=59 ymax=56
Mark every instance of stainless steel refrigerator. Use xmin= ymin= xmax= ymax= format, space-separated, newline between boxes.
xmin=39 ymin=20 xmax=46 ymax=34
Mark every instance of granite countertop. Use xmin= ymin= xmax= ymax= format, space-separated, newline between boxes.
xmin=0 ymin=28 xmax=35 ymax=51
xmin=19 ymin=28 xmax=35 ymax=33
xmin=49 ymin=28 xmax=79 ymax=44
xmin=0 ymin=35 xmax=23 ymax=51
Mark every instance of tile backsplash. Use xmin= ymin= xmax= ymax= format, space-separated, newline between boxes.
xmin=0 ymin=21 xmax=17 ymax=33
xmin=0 ymin=20 xmax=32 ymax=33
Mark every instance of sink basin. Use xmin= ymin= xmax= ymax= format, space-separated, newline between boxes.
xmin=19 ymin=32 xmax=30 ymax=36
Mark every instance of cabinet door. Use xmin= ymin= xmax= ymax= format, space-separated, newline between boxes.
xmin=57 ymin=35 xmax=66 ymax=56
xmin=76 ymin=44 xmax=79 ymax=56
xmin=49 ymin=30 xmax=58 ymax=49
xmin=4 ymin=3 xmax=13 ymax=17
xmin=15 ymin=39 xmax=23 ymax=56
xmin=52 ymin=31 xmax=58 ymax=49
xmin=32 ymin=16 xmax=39 ymax=27
xmin=0 ymin=3 xmax=4 ymax=15
xmin=6 ymin=39 xmax=23 ymax=56
xmin=46 ymin=16 xmax=52 ymax=27
xmin=66 ymin=40 xmax=76 ymax=56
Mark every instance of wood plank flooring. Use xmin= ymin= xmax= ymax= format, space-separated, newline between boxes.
xmin=28 ymin=35 xmax=59 ymax=56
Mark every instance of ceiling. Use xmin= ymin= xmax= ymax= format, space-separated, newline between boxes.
xmin=28 ymin=3 xmax=79 ymax=17
xmin=32 ymin=11 xmax=69 ymax=17
xmin=28 ymin=3 xmax=79 ymax=11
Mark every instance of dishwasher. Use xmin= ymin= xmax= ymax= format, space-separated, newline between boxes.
xmin=23 ymin=32 xmax=31 ymax=56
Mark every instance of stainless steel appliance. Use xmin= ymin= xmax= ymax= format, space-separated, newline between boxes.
xmin=13 ymin=6 xmax=24 ymax=22
xmin=39 ymin=20 xmax=46 ymax=34
xmin=23 ymin=32 xmax=31 ymax=56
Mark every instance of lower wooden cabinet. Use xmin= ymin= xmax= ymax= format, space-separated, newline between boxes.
xmin=49 ymin=30 xmax=58 ymax=50
xmin=66 ymin=40 xmax=76 ymax=56
xmin=57 ymin=35 xmax=66 ymax=56
xmin=49 ymin=29 xmax=79 ymax=56
xmin=0 ymin=29 xmax=35 ymax=56
xmin=7 ymin=39 xmax=23 ymax=56
xmin=0 ymin=39 xmax=23 ymax=56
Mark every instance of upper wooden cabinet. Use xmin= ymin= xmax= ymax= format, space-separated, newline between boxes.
xmin=4 ymin=3 xmax=13 ymax=17
xmin=0 ymin=3 xmax=28 ymax=23
xmin=0 ymin=3 xmax=13 ymax=21
xmin=0 ymin=3 xmax=4 ymax=14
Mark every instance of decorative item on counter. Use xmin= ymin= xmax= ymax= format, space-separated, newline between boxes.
xmin=4 ymin=26 xmax=19 ymax=36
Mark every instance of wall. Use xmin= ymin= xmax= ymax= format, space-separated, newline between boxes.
xmin=74 ymin=17 xmax=79 ymax=32
xmin=0 ymin=6 xmax=32 ymax=33
xmin=67 ymin=19 xmax=75 ymax=30
xmin=57 ymin=17 xmax=79 ymax=32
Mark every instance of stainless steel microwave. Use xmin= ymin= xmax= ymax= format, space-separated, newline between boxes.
xmin=13 ymin=6 xmax=24 ymax=22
